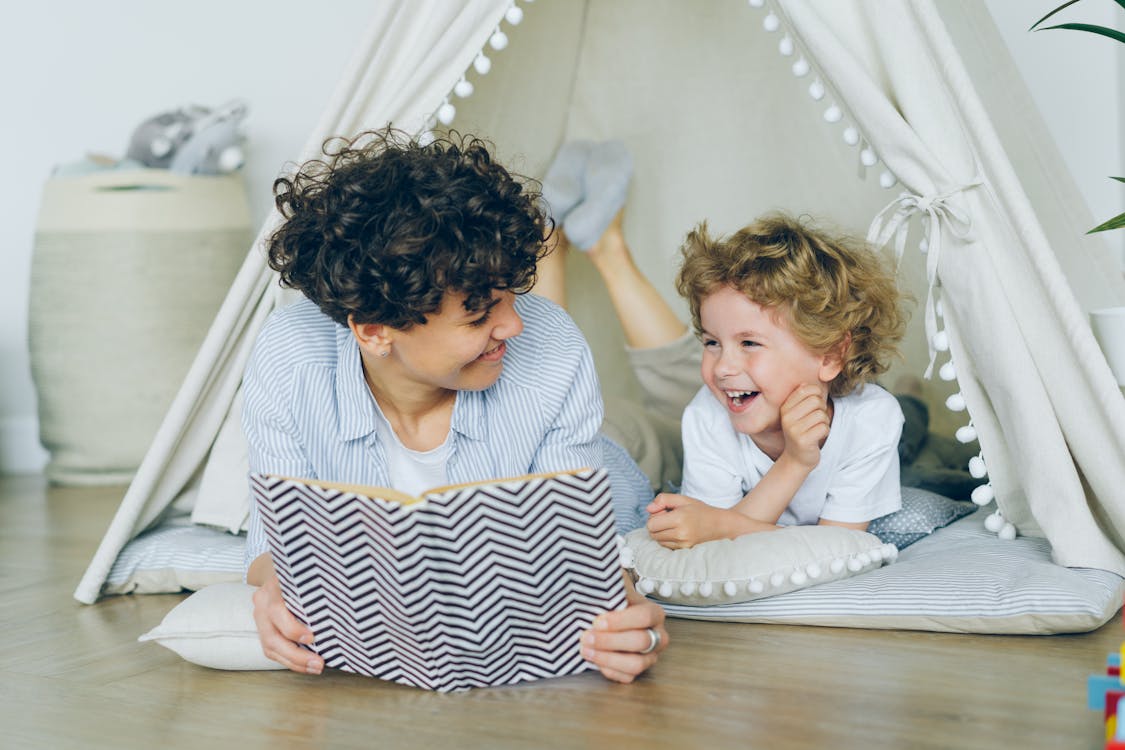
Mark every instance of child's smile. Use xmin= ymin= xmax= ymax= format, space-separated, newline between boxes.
xmin=698 ymin=285 xmax=841 ymax=450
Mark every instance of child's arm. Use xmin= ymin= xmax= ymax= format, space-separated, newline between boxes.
xmin=646 ymin=493 xmax=778 ymax=549
xmin=730 ymin=383 xmax=831 ymax=523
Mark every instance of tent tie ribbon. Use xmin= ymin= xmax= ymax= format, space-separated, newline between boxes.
xmin=867 ymin=178 xmax=983 ymax=378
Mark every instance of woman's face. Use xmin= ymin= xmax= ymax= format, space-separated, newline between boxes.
xmin=384 ymin=289 xmax=524 ymax=393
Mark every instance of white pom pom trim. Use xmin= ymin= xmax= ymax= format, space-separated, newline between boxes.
xmin=968 ymin=455 xmax=988 ymax=479
xmin=779 ymin=36 xmax=794 ymax=56
xmin=823 ymin=105 xmax=843 ymax=123
xmin=939 ymin=361 xmax=957 ymax=381
xmin=998 ymin=522 xmax=1017 ymax=540
xmin=931 ymin=330 xmax=950 ymax=352
xmin=748 ymin=579 xmax=765 ymax=594
xmin=945 ymin=392 xmax=966 ymax=412
xmin=809 ymin=79 xmax=826 ymax=101
xmin=790 ymin=570 xmax=808 ymax=586
xmin=984 ymin=510 xmax=1005 ymax=533
xmin=658 ymin=581 xmax=674 ymax=599
xmin=489 ymin=30 xmax=509 ymax=51
xmin=769 ymin=572 xmax=785 ymax=588
xmin=637 ymin=578 xmax=656 ymax=595
xmin=473 ymin=54 xmax=492 ymax=75
xmin=806 ymin=562 xmax=822 ymax=579
xmin=723 ymin=580 xmax=738 ymax=597
xmin=748 ymin=0 xmax=766 ymax=7
xmin=699 ymin=581 xmax=713 ymax=598
xmin=847 ymin=557 xmax=863 ymax=572
xmin=505 ymin=6 xmax=524 ymax=24
xmin=955 ymin=424 xmax=977 ymax=444
xmin=860 ymin=148 xmax=878 ymax=167
xmin=792 ymin=58 xmax=810 ymax=77
xmin=680 ymin=581 xmax=696 ymax=597
xmin=454 ymin=79 xmax=474 ymax=98
xmin=763 ymin=13 xmax=781 ymax=31
xmin=879 ymin=171 xmax=897 ymax=189
xmin=843 ymin=127 xmax=859 ymax=146
xmin=971 ymin=484 xmax=994 ymax=506
xmin=437 ymin=102 xmax=456 ymax=126
xmin=830 ymin=558 xmax=845 ymax=575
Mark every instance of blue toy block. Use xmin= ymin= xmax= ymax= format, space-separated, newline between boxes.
xmin=1089 ymin=674 xmax=1125 ymax=710
xmin=1111 ymin=653 xmax=1122 ymax=668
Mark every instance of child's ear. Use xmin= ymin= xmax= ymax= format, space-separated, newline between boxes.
xmin=818 ymin=334 xmax=851 ymax=383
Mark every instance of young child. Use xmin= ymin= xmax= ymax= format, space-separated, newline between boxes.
xmin=645 ymin=214 xmax=907 ymax=549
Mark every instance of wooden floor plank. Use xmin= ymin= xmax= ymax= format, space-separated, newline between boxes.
xmin=1 ymin=474 xmax=1117 ymax=749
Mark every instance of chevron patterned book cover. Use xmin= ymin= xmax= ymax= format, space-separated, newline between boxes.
xmin=251 ymin=467 xmax=627 ymax=692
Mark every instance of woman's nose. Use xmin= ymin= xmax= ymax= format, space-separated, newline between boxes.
xmin=493 ymin=295 xmax=524 ymax=339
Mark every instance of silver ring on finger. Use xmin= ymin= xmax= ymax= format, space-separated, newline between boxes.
xmin=639 ymin=626 xmax=661 ymax=655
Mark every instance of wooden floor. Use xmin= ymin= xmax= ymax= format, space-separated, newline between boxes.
xmin=0 ymin=473 xmax=1118 ymax=750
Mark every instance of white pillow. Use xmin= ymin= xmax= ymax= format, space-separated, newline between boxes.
xmin=622 ymin=525 xmax=896 ymax=606
xmin=138 ymin=582 xmax=284 ymax=670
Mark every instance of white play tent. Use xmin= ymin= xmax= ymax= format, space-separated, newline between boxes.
xmin=76 ymin=0 xmax=1125 ymax=604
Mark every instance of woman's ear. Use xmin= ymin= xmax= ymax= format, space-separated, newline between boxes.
xmin=349 ymin=315 xmax=393 ymax=357
xmin=818 ymin=333 xmax=851 ymax=383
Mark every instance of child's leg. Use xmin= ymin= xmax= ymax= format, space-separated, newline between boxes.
xmin=533 ymin=228 xmax=568 ymax=308
xmin=586 ymin=210 xmax=687 ymax=350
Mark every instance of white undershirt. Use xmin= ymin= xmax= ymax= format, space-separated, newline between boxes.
xmin=372 ymin=408 xmax=451 ymax=497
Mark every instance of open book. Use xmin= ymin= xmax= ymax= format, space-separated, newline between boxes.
xmin=251 ymin=467 xmax=626 ymax=693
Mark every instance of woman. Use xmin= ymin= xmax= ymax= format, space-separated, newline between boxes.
xmin=242 ymin=129 xmax=668 ymax=683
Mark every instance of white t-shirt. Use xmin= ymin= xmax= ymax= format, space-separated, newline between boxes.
xmin=679 ymin=383 xmax=904 ymax=525
xmin=372 ymin=407 xmax=451 ymax=497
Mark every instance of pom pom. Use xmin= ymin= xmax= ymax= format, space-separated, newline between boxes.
xmin=830 ymin=558 xmax=845 ymax=575
xmin=723 ymin=580 xmax=738 ymax=597
xmin=823 ymin=105 xmax=842 ymax=123
xmin=857 ymin=552 xmax=872 ymax=566
xmin=748 ymin=0 xmax=766 ymax=7
xmin=998 ymin=522 xmax=1017 ymax=541
xmin=763 ymin=13 xmax=780 ymax=32
xmin=619 ymin=546 xmax=635 ymax=568
xmin=843 ymin=127 xmax=859 ymax=146
xmin=699 ymin=581 xmax=713 ymax=598
xmin=454 ymin=79 xmax=474 ymax=98
xmin=473 ymin=53 xmax=492 ymax=75
xmin=955 ymin=424 xmax=977 ymax=444
xmin=919 ymin=237 xmax=929 ymax=254
xmin=860 ymin=148 xmax=877 ymax=167
xmin=971 ymin=484 xmax=994 ymax=506
xmin=806 ymin=562 xmax=822 ymax=579
xmin=931 ymin=330 xmax=950 ymax=352
xmin=882 ymin=544 xmax=898 ymax=562
xmin=505 ymin=6 xmax=524 ymax=24
xmin=808 ymin=79 xmax=826 ymax=100
xmin=680 ymin=581 xmax=696 ymax=597
xmin=879 ymin=171 xmax=897 ymax=189
xmin=945 ymin=392 xmax=966 ymax=412
xmin=150 ymin=135 xmax=172 ymax=158
xmin=658 ymin=581 xmax=674 ymax=599
xmin=868 ymin=547 xmax=883 ymax=563
xmin=637 ymin=578 xmax=655 ymax=595
xmin=935 ymin=299 xmax=944 ymax=318
xmin=790 ymin=570 xmax=808 ymax=586
xmin=769 ymin=572 xmax=785 ymax=588
xmin=792 ymin=57 xmax=810 ymax=77
xmin=417 ymin=130 xmax=436 ymax=147
xmin=748 ymin=579 xmax=765 ymax=594
xmin=983 ymin=511 xmax=1005 ymax=533
xmin=489 ymin=30 xmax=509 ymax=50
xmin=779 ymin=36 xmax=794 ymax=56
xmin=939 ymin=361 xmax=957 ymax=381
xmin=968 ymin=455 xmax=988 ymax=479
xmin=847 ymin=557 xmax=863 ymax=572
xmin=437 ymin=102 xmax=456 ymax=126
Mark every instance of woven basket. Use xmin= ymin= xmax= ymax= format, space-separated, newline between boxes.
xmin=29 ymin=169 xmax=251 ymax=484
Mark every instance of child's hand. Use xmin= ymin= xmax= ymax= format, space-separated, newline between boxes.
xmin=779 ymin=383 xmax=831 ymax=469
xmin=645 ymin=493 xmax=748 ymax=549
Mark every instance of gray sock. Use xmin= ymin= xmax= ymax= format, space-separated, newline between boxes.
xmin=541 ymin=140 xmax=594 ymax=223
xmin=564 ymin=140 xmax=632 ymax=250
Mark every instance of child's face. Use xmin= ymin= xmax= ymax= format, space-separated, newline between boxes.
xmin=699 ymin=285 xmax=841 ymax=441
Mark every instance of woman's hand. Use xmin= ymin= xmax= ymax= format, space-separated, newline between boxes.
xmin=645 ymin=493 xmax=756 ymax=549
xmin=580 ymin=579 xmax=669 ymax=683
xmin=249 ymin=557 xmax=324 ymax=675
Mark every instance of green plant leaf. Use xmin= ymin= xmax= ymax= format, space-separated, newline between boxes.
xmin=1089 ymin=211 xmax=1125 ymax=234
xmin=1029 ymin=0 xmax=1084 ymax=31
xmin=1036 ymin=22 xmax=1125 ymax=45
xmin=1111 ymin=176 xmax=1125 ymax=184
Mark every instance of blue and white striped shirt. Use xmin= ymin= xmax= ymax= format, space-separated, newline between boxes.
xmin=242 ymin=293 xmax=650 ymax=567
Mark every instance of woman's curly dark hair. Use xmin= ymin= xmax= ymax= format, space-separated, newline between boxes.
xmin=268 ymin=129 xmax=549 ymax=328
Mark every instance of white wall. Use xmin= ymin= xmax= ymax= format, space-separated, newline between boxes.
xmin=2 ymin=1 xmax=1123 ymax=474
xmin=1 ymin=0 xmax=373 ymax=473
xmin=984 ymin=0 xmax=1125 ymax=264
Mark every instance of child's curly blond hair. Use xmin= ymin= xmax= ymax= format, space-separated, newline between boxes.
xmin=675 ymin=213 xmax=907 ymax=398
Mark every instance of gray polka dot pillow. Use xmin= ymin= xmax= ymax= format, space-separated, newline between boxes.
xmin=867 ymin=486 xmax=975 ymax=549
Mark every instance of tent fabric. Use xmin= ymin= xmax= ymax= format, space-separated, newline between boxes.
xmin=76 ymin=0 xmax=1125 ymax=604
xmin=74 ymin=0 xmax=512 ymax=604
xmin=779 ymin=0 xmax=1125 ymax=573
